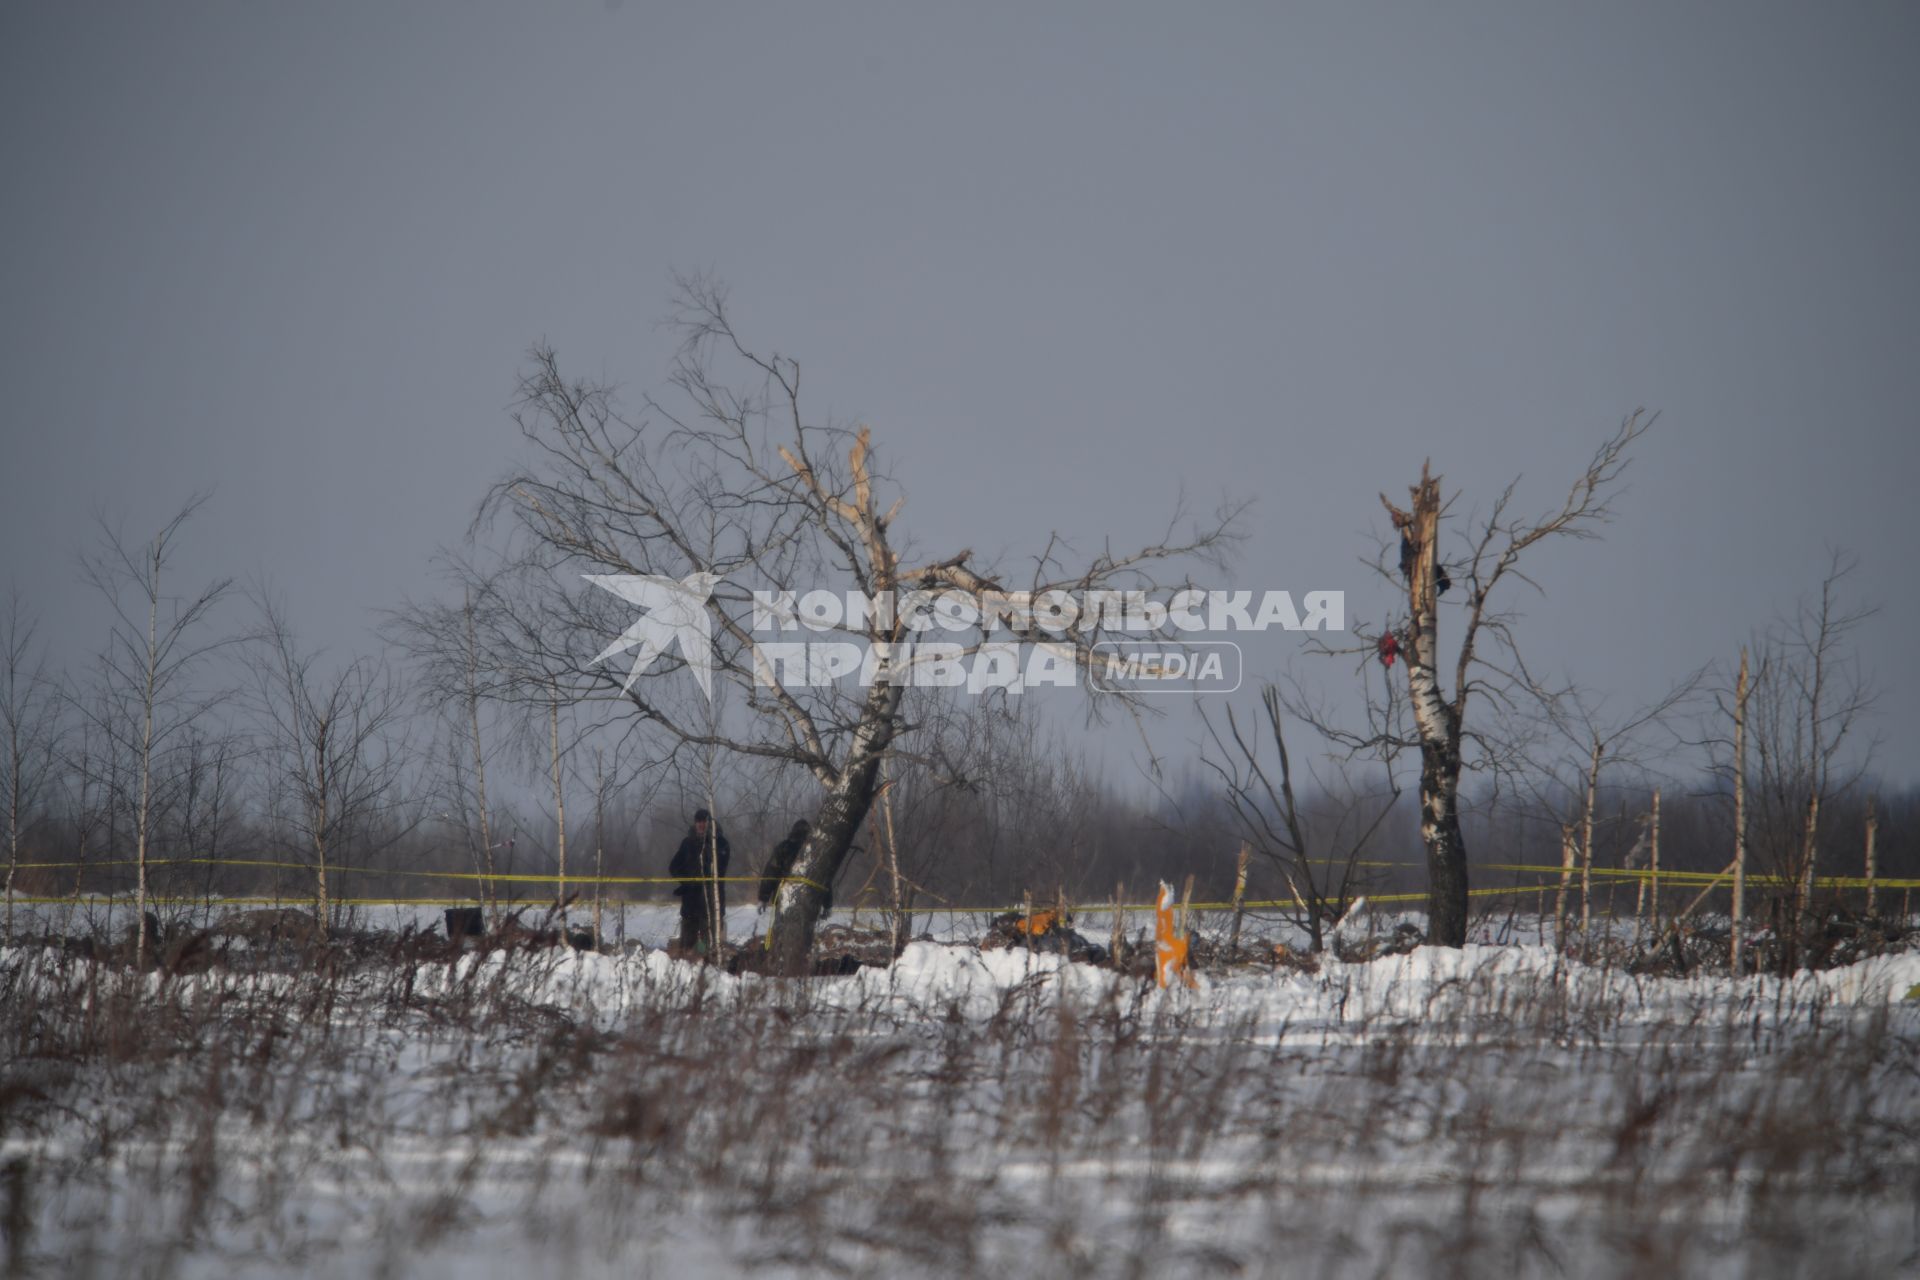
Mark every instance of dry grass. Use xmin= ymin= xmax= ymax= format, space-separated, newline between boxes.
xmin=1 ymin=918 xmax=1916 ymax=1278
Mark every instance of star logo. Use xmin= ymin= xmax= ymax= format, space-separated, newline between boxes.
xmin=584 ymin=571 xmax=722 ymax=700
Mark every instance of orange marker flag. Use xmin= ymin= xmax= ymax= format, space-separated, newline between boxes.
xmin=1154 ymin=880 xmax=1195 ymax=989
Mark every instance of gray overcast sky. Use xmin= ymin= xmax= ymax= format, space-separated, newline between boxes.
xmin=3 ymin=2 xmax=1916 ymax=780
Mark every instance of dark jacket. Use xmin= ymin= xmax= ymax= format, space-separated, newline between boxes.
xmin=757 ymin=822 xmax=830 ymax=915
xmin=669 ymin=826 xmax=730 ymax=912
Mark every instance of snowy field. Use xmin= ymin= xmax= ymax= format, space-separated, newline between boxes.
xmin=3 ymin=904 xmax=1918 ymax=1279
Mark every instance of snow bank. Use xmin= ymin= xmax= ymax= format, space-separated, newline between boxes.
xmin=428 ymin=938 xmax=1920 ymax=1039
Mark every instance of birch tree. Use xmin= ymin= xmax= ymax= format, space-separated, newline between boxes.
xmin=1522 ymin=674 xmax=1700 ymax=954
xmin=77 ymin=497 xmax=233 ymax=966
xmin=251 ymin=593 xmax=408 ymax=937
xmin=1732 ymin=552 xmax=1876 ymax=970
xmin=473 ymin=277 xmax=1239 ymax=973
xmin=1377 ymin=415 xmax=1651 ymax=946
xmin=390 ymin=584 xmax=515 ymax=924
xmin=2 ymin=592 xmax=59 ymax=943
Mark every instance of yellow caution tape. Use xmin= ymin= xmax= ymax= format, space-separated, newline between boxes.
xmin=5 ymin=855 xmax=1915 ymax=918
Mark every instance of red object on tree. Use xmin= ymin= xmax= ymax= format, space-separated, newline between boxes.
xmin=1378 ymin=633 xmax=1399 ymax=668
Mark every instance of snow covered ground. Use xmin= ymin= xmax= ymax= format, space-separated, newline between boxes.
xmin=3 ymin=911 xmax=1917 ymax=1278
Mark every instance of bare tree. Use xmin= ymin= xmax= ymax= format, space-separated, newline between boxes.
xmin=1732 ymin=551 xmax=1877 ymax=969
xmin=251 ymin=592 xmax=408 ymax=937
xmin=171 ymin=725 xmax=247 ymax=926
xmin=546 ymin=679 xmax=569 ymax=916
xmin=475 ymin=277 xmax=1239 ymax=972
xmin=1521 ymin=672 xmax=1702 ymax=952
xmin=77 ymin=497 xmax=234 ymax=965
xmin=390 ymin=583 xmax=518 ymax=924
xmin=1375 ymin=414 xmax=1652 ymax=946
xmin=55 ymin=685 xmax=116 ymax=943
xmin=494 ymin=573 xmax=647 ymax=926
xmin=459 ymin=590 xmax=500 ymax=920
xmin=1731 ymin=647 xmax=1749 ymax=968
xmin=2 ymin=591 xmax=60 ymax=943
xmin=1200 ymin=684 xmax=1399 ymax=952
xmin=577 ymin=728 xmax=668 ymax=948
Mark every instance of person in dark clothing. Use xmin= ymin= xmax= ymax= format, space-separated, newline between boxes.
xmin=756 ymin=819 xmax=831 ymax=918
xmin=669 ymin=808 xmax=730 ymax=956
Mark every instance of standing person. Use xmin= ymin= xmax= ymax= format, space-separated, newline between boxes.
xmin=756 ymin=818 xmax=832 ymax=922
xmin=669 ymin=808 xmax=730 ymax=957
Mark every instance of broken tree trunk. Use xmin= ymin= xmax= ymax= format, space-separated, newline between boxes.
xmin=1384 ymin=465 xmax=1470 ymax=947
xmin=765 ymin=678 xmax=904 ymax=974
